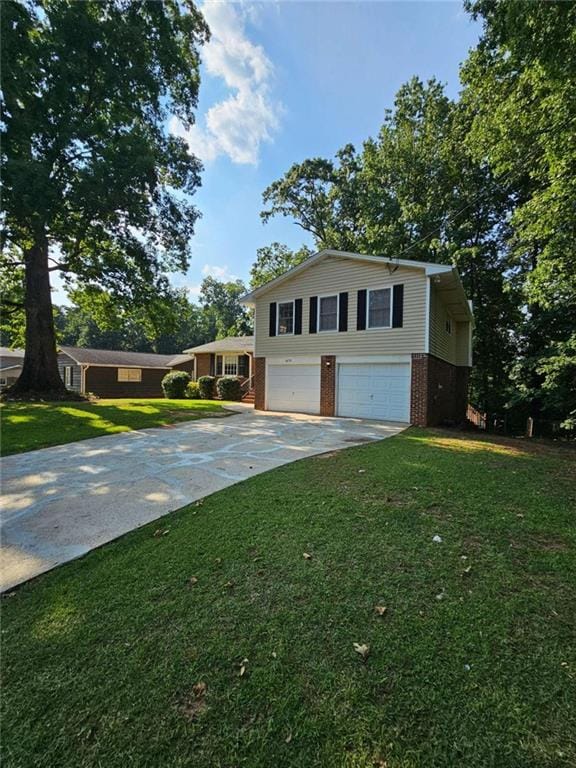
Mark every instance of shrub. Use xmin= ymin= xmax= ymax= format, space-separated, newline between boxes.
xmin=217 ymin=376 xmax=242 ymax=401
xmin=161 ymin=370 xmax=190 ymax=399
xmin=186 ymin=381 xmax=201 ymax=399
xmin=197 ymin=375 xmax=216 ymax=400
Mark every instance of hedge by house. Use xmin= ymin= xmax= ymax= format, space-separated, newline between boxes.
xmin=161 ymin=370 xmax=190 ymax=399
xmin=186 ymin=381 xmax=201 ymax=399
xmin=197 ymin=376 xmax=216 ymax=400
xmin=217 ymin=376 xmax=242 ymax=401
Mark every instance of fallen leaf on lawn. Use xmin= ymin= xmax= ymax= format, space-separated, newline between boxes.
xmin=435 ymin=591 xmax=445 ymax=601
xmin=188 ymin=576 xmax=198 ymax=586
xmin=224 ymin=581 xmax=234 ymax=589
xmin=358 ymin=469 xmax=366 ymax=474
xmin=303 ymin=552 xmax=313 ymax=560
xmin=271 ymin=652 xmax=277 ymax=659
xmin=432 ymin=535 xmax=443 ymax=543
xmin=192 ymin=682 xmax=207 ymax=697
xmin=239 ymin=658 xmax=249 ymax=676
xmin=462 ymin=565 xmax=472 ymax=576
xmin=215 ymin=558 xmax=222 ymax=565
xmin=374 ymin=605 xmax=388 ymax=617
xmin=285 ymin=732 xmax=293 ymax=744
xmin=353 ymin=643 xmax=370 ymax=661
xmin=194 ymin=500 xmax=204 ymax=507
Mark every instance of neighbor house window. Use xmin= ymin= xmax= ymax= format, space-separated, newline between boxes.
xmin=0 ymin=378 xmax=6 ymax=387
xmin=367 ymin=287 xmax=392 ymax=328
xmin=277 ymin=301 xmax=294 ymax=335
xmin=318 ymin=295 xmax=338 ymax=331
xmin=63 ymin=366 xmax=73 ymax=387
xmin=118 ymin=368 xmax=142 ymax=382
xmin=223 ymin=355 xmax=238 ymax=376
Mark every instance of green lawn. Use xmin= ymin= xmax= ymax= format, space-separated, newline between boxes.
xmin=0 ymin=399 xmax=231 ymax=456
xmin=2 ymin=430 xmax=575 ymax=767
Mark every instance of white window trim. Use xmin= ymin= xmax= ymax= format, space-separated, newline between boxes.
xmin=63 ymin=365 xmax=72 ymax=387
xmin=223 ymin=354 xmax=238 ymax=376
xmin=117 ymin=367 xmax=142 ymax=382
xmin=0 ymin=378 xmax=6 ymax=386
xmin=366 ymin=285 xmax=394 ymax=330
xmin=277 ymin=300 xmax=295 ymax=336
xmin=317 ymin=293 xmax=339 ymax=333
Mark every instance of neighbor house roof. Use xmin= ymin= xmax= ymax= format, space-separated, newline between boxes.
xmin=183 ymin=336 xmax=254 ymax=355
xmin=59 ymin=346 xmax=192 ymax=369
xmin=0 ymin=348 xmax=25 ymax=372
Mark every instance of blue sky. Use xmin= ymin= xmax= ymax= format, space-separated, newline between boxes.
xmin=170 ymin=1 xmax=481 ymax=298
xmin=57 ymin=2 xmax=481 ymax=305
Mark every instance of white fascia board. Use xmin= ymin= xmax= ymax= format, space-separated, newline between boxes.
xmin=240 ymin=249 xmax=453 ymax=305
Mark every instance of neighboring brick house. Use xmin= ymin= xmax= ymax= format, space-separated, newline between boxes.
xmin=240 ymin=249 xmax=473 ymax=426
xmin=183 ymin=336 xmax=254 ymax=383
xmin=57 ymin=346 xmax=194 ymax=398
xmin=0 ymin=347 xmax=24 ymax=390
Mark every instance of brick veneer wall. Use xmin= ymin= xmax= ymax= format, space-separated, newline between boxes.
xmin=320 ymin=355 xmax=336 ymax=416
xmin=411 ymin=353 xmax=470 ymax=426
xmin=195 ymin=353 xmax=212 ymax=379
xmin=254 ymin=357 xmax=266 ymax=410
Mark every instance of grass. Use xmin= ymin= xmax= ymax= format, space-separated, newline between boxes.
xmin=0 ymin=398 xmax=231 ymax=456
xmin=2 ymin=429 xmax=575 ymax=767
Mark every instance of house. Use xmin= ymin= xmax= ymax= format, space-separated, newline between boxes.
xmin=57 ymin=346 xmax=194 ymax=398
xmin=0 ymin=347 xmax=25 ymax=390
xmin=240 ymin=249 xmax=473 ymax=426
xmin=183 ymin=336 xmax=254 ymax=386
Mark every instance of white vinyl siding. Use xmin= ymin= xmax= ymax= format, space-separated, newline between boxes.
xmin=255 ymin=257 xmax=426 ymax=357
xmin=118 ymin=368 xmax=142 ymax=382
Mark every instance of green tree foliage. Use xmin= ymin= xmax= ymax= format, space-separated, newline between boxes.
xmin=1 ymin=0 xmax=209 ymax=396
xmin=250 ymin=242 xmax=312 ymax=289
xmin=199 ymin=276 xmax=252 ymax=339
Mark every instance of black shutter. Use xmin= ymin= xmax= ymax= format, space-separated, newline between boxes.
xmin=392 ymin=284 xmax=404 ymax=328
xmin=338 ymin=292 xmax=348 ymax=332
xmin=210 ymin=353 xmax=215 ymax=376
xmin=269 ymin=302 xmax=277 ymax=336
xmin=309 ymin=296 xmax=318 ymax=333
xmin=294 ymin=298 xmax=303 ymax=335
xmin=357 ymin=289 xmax=367 ymax=330
xmin=238 ymin=354 xmax=249 ymax=377
xmin=215 ymin=355 xmax=222 ymax=376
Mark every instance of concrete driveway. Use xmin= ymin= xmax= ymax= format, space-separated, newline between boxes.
xmin=0 ymin=407 xmax=405 ymax=591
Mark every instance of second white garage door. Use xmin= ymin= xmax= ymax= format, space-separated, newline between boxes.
xmin=337 ymin=362 xmax=410 ymax=422
xmin=267 ymin=363 xmax=321 ymax=414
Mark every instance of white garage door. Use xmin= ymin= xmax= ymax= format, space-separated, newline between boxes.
xmin=267 ymin=363 xmax=321 ymax=414
xmin=337 ymin=363 xmax=410 ymax=422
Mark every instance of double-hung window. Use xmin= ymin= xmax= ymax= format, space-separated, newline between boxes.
xmin=318 ymin=295 xmax=338 ymax=332
xmin=277 ymin=301 xmax=294 ymax=335
xmin=367 ymin=287 xmax=392 ymax=329
xmin=63 ymin=365 xmax=73 ymax=387
xmin=118 ymin=368 xmax=142 ymax=382
xmin=223 ymin=355 xmax=238 ymax=376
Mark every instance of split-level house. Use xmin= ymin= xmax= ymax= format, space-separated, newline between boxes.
xmin=240 ymin=249 xmax=473 ymax=426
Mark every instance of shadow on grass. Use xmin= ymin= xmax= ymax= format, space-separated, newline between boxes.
xmin=0 ymin=399 xmax=230 ymax=456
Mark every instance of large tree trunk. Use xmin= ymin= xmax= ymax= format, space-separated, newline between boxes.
xmin=9 ymin=237 xmax=69 ymax=399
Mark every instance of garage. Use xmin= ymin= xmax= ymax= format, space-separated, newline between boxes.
xmin=337 ymin=362 xmax=411 ymax=422
xmin=267 ymin=361 xmax=321 ymax=414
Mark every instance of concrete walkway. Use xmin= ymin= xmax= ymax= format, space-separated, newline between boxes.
xmin=0 ymin=407 xmax=404 ymax=591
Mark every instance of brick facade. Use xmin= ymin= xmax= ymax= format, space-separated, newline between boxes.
xmin=320 ymin=355 xmax=336 ymax=416
xmin=411 ymin=353 xmax=469 ymax=427
xmin=195 ymin=353 xmax=212 ymax=379
xmin=254 ymin=357 xmax=266 ymax=410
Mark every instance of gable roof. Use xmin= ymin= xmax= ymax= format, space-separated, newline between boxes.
xmin=59 ymin=346 xmax=192 ymax=369
xmin=183 ymin=336 xmax=254 ymax=355
xmin=240 ymin=249 xmax=454 ymax=304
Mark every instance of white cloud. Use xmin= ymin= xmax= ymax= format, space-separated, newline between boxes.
xmin=171 ymin=1 xmax=281 ymax=165
xmin=201 ymin=263 xmax=239 ymax=281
